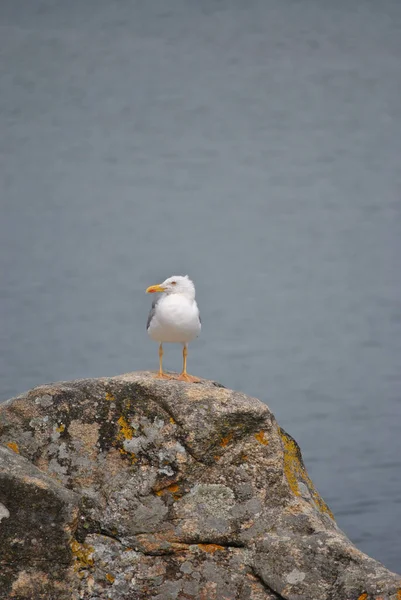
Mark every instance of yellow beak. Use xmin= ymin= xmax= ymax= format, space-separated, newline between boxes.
xmin=146 ymin=284 xmax=166 ymax=293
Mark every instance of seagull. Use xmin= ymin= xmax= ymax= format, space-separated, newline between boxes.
xmin=146 ymin=275 xmax=201 ymax=381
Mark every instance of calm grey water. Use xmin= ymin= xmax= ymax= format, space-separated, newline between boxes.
xmin=1 ymin=0 xmax=401 ymax=572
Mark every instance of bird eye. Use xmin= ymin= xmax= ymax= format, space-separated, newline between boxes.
xmin=171 ymin=281 xmax=177 ymax=285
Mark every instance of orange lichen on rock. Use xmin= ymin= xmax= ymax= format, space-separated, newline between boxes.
xmin=166 ymin=483 xmax=179 ymax=494
xmin=220 ymin=433 xmax=233 ymax=447
xmin=279 ymin=428 xmax=334 ymax=519
xmin=197 ymin=543 xmax=225 ymax=554
xmin=397 ymin=590 xmax=401 ymax=600
xmin=155 ymin=482 xmax=181 ymax=500
xmin=156 ymin=482 xmax=179 ymax=495
xmin=6 ymin=441 xmax=19 ymax=454
xmin=357 ymin=593 xmax=368 ymax=600
xmin=254 ymin=430 xmax=268 ymax=445
xmin=106 ymin=573 xmax=115 ymax=584
xmin=134 ymin=531 xmax=185 ymax=553
xmin=105 ymin=392 xmax=115 ymax=401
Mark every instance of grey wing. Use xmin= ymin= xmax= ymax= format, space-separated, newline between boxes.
xmin=146 ymin=297 xmax=159 ymax=330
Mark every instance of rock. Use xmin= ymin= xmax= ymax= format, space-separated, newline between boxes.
xmin=0 ymin=371 xmax=399 ymax=600
xmin=0 ymin=446 xmax=79 ymax=599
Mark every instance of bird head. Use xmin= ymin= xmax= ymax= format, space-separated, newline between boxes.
xmin=146 ymin=275 xmax=195 ymax=299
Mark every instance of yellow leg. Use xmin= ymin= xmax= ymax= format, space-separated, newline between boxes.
xmin=177 ymin=344 xmax=200 ymax=382
xmin=159 ymin=343 xmax=163 ymax=376
xmin=182 ymin=344 xmax=188 ymax=376
xmin=154 ymin=343 xmax=171 ymax=379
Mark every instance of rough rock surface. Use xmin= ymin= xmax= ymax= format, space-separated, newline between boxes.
xmin=0 ymin=372 xmax=400 ymax=600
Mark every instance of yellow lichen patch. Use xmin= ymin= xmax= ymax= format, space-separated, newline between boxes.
xmin=118 ymin=447 xmax=137 ymax=464
xmin=169 ymin=416 xmax=176 ymax=425
xmin=197 ymin=543 xmax=225 ymax=554
xmin=71 ymin=539 xmax=94 ymax=571
xmin=281 ymin=434 xmax=300 ymax=496
xmin=6 ymin=441 xmax=19 ymax=454
xmin=357 ymin=594 xmax=368 ymax=600
xmin=56 ymin=424 xmax=65 ymax=433
xmin=254 ymin=430 xmax=268 ymax=445
xmin=279 ymin=428 xmax=334 ymax=520
xmin=220 ymin=433 xmax=233 ymax=448
xmin=105 ymin=392 xmax=115 ymax=401
xmin=117 ymin=416 xmax=134 ymax=441
xmin=106 ymin=573 xmax=115 ymax=584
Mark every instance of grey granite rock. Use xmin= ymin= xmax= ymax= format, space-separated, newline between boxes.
xmin=0 ymin=371 xmax=400 ymax=600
